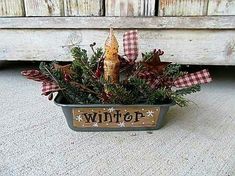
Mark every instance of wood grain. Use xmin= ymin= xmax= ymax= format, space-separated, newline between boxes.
xmin=24 ymin=0 xmax=64 ymax=16
xmin=159 ymin=0 xmax=209 ymax=16
xmin=64 ymin=0 xmax=103 ymax=16
xmin=105 ymin=0 xmax=155 ymax=16
xmin=0 ymin=16 xmax=234 ymax=29
xmin=208 ymin=0 xmax=235 ymax=15
xmin=0 ymin=0 xmax=25 ymax=16
xmin=0 ymin=29 xmax=234 ymax=65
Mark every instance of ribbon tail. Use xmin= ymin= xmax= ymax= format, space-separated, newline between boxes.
xmin=173 ymin=69 xmax=212 ymax=88
xmin=41 ymin=81 xmax=60 ymax=95
xmin=123 ymin=30 xmax=138 ymax=62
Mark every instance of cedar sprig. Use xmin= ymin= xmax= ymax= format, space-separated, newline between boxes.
xmin=38 ymin=46 xmax=201 ymax=106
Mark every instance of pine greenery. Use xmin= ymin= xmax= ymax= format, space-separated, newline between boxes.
xmin=39 ymin=46 xmax=201 ymax=107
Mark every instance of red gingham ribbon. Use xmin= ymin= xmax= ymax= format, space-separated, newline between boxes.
xmin=150 ymin=77 xmax=173 ymax=89
xmin=123 ymin=30 xmax=138 ymax=61
xmin=41 ymin=82 xmax=60 ymax=95
xmin=138 ymin=71 xmax=155 ymax=79
xmin=138 ymin=71 xmax=174 ymax=88
xmin=174 ymin=69 xmax=212 ymax=88
xmin=21 ymin=70 xmax=60 ymax=95
xmin=21 ymin=70 xmax=49 ymax=82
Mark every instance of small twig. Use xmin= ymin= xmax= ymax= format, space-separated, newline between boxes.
xmin=42 ymin=65 xmax=70 ymax=100
xmin=70 ymin=82 xmax=97 ymax=95
xmin=90 ymin=42 xmax=99 ymax=58
xmin=43 ymin=65 xmax=60 ymax=85
xmin=70 ymin=81 xmax=102 ymax=99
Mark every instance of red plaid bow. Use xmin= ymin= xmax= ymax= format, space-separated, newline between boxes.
xmin=123 ymin=30 xmax=138 ymax=61
xmin=21 ymin=70 xmax=48 ymax=82
xmin=138 ymin=70 xmax=174 ymax=89
xmin=21 ymin=70 xmax=60 ymax=95
xmin=41 ymin=81 xmax=60 ymax=95
xmin=123 ymin=30 xmax=212 ymax=89
xmin=138 ymin=71 xmax=156 ymax=79
xmin=174 ymin=69 xmax=212 ymax=88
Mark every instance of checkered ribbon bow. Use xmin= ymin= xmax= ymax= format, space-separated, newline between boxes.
xmin=123 ymin=30 xmax=138 ymax=62
xmin=123 ymin=30 xmax=212 ymax=88
xmin=21 ymin=70 xmax=60 ymax=95
xmin=174 ymin=69 xmax=212 ymax=88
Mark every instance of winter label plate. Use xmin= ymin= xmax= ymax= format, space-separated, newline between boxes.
xmin=72 ymin=107 xmax=160 ymax=128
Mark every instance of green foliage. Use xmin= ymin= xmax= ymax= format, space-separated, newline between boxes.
xmin=164 ymin=64 xmax=185 ymax=79
xmin=175 ymin=85 xmax=201 ymax=96
xmin=38 ymin=46 xmax=201 ymax=106
xmin=126 ymin=77 xmax=150 ymax=102
xmin=39 ymin=62 xmax=53 ymax=77
xmin=147 ymin=88 xmax=171 ymax=104
xmin=90 ymin=47 xmax=103 ymax=69
xmin=170 ymin=94 xmax=188 ymax=107
xmin=71 ymin=47 xmax=90 ymax=74
xmin=71 ymin=47 xmax=89 ymax=63
xmin=142 ymin=51 xmax=153 ymax=61
xmin=106 ymin=84 xmax=136 ymax=104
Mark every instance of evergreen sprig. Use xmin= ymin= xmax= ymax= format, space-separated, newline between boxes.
xmin=164 ymin=64 xmax=186 ymax=79
xmin=175 ymin=85 xmax=201 ymax=96
xmin=38 ymin=46 xmax=201 ymax=106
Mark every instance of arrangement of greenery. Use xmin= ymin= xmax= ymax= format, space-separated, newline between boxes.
xmin=37 ymin=44 xmax=200 ymax=107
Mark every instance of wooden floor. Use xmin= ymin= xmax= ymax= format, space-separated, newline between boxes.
xmin=0 ymin=62 xmax=234 ymax=176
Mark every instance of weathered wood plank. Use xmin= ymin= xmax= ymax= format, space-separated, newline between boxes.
xmin=0 ymin=16 xmax=234 ymax=29
xmin=105 ymin=0 xmax=155 ymax=16
xmin=159 ymin=0 xmax=209 ymax=16
xmin=0 ymin=0 xmax=24 ymax=16
xmin=64 ymin=0 xmax=103 ymax=16
xmin=0 ymin=29 xmax=234 ymax=65
xmin=208 ymin=0 xmax=235 ymax=15
xmin=24 ymin=0 xmax=64 ymax=16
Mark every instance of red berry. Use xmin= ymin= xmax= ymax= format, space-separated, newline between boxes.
xmin=64 ymin=73 xmax=71 ymax=82
xmin=95 ymin=69 xmax=101 ymax=78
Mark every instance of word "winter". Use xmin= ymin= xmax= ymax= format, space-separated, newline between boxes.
xmin=81 ymin=110 xmax=145 ymax=123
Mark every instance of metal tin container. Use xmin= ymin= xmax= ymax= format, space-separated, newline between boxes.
xmin=54 ymin=93 xmax=175 ymax=131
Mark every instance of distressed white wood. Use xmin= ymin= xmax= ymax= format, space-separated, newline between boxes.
xmin=64 ymin=0 xmax=103 ymax=16
xmin=0 ymin=16 xmax=234 ymax=29
xmin=24 ymin=0 xmax=63 ymax=16
xmin=105 ymin=0 xmax=155 ymax=16
xmin=159 ymin=0 xmax=209 ymax=16
xmin=0 ymin=0 xmax=24 ymax=16
xmin=0 ymin=29 xmax=234 ymax=65
xmin=208 ymin=0 xmax=235 ymax=15
xmin=139 ymin=0 xmax=156 ymax=16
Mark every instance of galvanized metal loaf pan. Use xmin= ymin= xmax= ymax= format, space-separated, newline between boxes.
xmin=54 ymin=93 xmax=175 ymax=131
